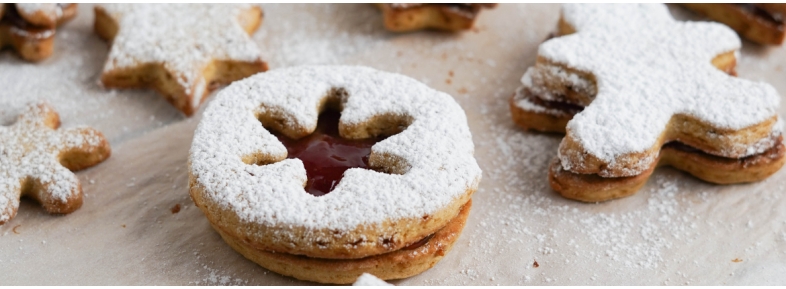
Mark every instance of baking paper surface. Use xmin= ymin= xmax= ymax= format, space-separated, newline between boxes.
xmin=1 ymin=4 xmax=785 ymax=285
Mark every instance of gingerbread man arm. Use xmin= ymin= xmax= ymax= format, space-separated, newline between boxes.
xmin=57 ymin=127 xmax=112 ymax=171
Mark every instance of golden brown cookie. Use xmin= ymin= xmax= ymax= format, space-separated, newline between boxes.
xmin=0 ymin=3 xmax=77 ymax=62
xmin=94 ymin=4 xmax=268 ymax=117
xmin=375 ymin=3 xmax=495 ymax=32
xmin=509 ymin=4 xmax=784 ymax=202
xmin=189 ymin=66 xmax=481 ymax=283
xmin=681 ymin=3 xmax=785 ymax=45
xmin=0 ymin=101 xmax=111 ymax=225
xmin=217 ymin=201 xmax=470 ymax=284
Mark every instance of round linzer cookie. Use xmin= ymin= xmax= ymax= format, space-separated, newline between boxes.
xmin=188 ymin=66 xmax=482 ymax=283
xmin=0 ymin=3 xmax=78 ymax=62
xmin=375 ymin=3 xmax=496 ymax=32
xmin=0 ymin=102 xmax=111 ymax=225
xmin=94 ymin=4 xmax=269 ymax=117
xmin=509 ymin=4 xmax=785 ymax=202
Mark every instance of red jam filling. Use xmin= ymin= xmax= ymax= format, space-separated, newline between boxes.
xmin=273 ymin=110 xmax=385 ymax=197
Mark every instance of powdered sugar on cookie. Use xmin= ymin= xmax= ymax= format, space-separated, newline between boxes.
xmin=0 ymin=102 xmax=110 ymax=224
xmin=97 ymin=4 xmax=264 ymax=107
xmin=189 ymin=65 xmax=481 ymax=232
xmin=16 ymin=3 xmax=63 ymax=20
xmin=525 ymin=4 xmax=781 ymax=175
xmin=353 ymin=273 xmax=393 ymax=286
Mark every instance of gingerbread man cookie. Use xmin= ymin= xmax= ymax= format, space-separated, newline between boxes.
xmin=510 ymin=4 xmax=785 ymax=202
xmin=1 ymin=102 xmax=111 ymax=225
xmin=375 ymin=3 xmax=496 ymax=32
xmin=0 ymin=3 xmax=77 ymax=61
xmin=681 ymin=4 xmax=785 ymax=45
xmin=189 ymin=66 xmax=481 ymax=283
xmin=94 ymin=4 xmax=268 ymax=116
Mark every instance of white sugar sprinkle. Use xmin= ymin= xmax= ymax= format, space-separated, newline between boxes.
xmin=353 ymin=273 xmax=393 ymax=286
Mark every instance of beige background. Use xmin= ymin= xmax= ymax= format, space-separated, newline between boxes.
xmin=1 ymin=4 xmax=786 ymax=285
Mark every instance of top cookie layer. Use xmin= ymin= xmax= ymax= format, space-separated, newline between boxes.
xmin=189 ymin=65 xmax=481 ymax=258
xmin=540 ymin=4 xmax=781 ymax=175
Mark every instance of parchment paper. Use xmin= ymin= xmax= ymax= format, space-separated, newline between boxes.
xmin=1 ymin=4 xmax=785 ymax=285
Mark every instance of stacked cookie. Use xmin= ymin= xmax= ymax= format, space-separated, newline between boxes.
xmin=0 ymin=3 xmax=77 ymax=61
xmin=510 ymin=4 xmax=785 ymax=202
xmin=188 ymin=66 xmax=482 ymax=284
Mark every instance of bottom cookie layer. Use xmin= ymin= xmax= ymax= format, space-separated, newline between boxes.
xmin=215 ymin=200 xmax=472 ymax=284
xmin=550 ymin=141 xmax=786 ymax=202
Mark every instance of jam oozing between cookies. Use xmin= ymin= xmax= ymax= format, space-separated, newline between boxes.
xmin=273 ymin=110 xmax=385 ymax=197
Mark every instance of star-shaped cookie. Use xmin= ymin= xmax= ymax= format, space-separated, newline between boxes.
xmin=1 ymin=102 xmax=111 ymax=225
xmin=94 ymin=4 xmax=269 ymax=116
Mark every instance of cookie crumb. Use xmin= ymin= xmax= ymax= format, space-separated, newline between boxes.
xmin=171 ymin=203 xmax=181 ymax=214
xmin=12 ymin=225 xmax=21 ymax=234
xmin=121 ymin=224 xmax=126 ymax=228
xmin=732 ymin=258 xmax=742 ymax=263
xmin=533 ymin=260 xmax=539 ymax=268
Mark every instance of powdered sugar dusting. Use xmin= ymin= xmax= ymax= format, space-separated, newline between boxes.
xmin=15 ymin=3 xmax=60 ymax=22
xmin=255 ymin=4 xmax=388 ymax=67
xmin=447 ymin=82 xmax=734 ymax=285
xmin=521 ymin=4 xmax=781 ymax=175
xmin=190 ymin=65 xmax=481 ymax=231
xmin=353 ymin=273 xmax=393 ymax=286
xmin=98 ymin=4 xmax=264 ymax=98
xmin=0 ymin=102 xmax=105 ymax=223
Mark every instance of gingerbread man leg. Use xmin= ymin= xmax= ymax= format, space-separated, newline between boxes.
xmin=0 ymin=173 xmax=24 ymax=224
xmin=26 ymin=163 xmax=83 ymax=215
xmin=58 ymin=127 xmax=112 ymax=171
